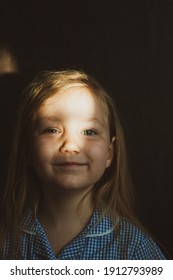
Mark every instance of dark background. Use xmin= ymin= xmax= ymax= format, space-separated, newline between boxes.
xmin=0 ymin=0 xmax=173 ymax=258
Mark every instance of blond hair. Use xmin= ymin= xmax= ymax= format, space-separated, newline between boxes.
xmin=0 ymin=69 xmax=139 ymax=258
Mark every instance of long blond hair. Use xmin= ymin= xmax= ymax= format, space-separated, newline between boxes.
xmin=0 ymin=69 xmax=139 ymax=257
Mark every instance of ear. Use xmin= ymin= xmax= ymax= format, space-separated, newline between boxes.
xmin=105 ymin=136 xmax=116 ymax=168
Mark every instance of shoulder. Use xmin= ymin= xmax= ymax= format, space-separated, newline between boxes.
xmin=0 ymin=211 xmax=37 ymax=259
xmin=114 ymin=218 xmax=166 ymax=259
xmin=84 ymin=212 xmax=165 ymax=259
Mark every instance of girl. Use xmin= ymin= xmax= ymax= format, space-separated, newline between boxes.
xmin=0 ymin=69 xmax=165 ymax=259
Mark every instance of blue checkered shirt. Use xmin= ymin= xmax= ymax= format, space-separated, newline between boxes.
xmin=2 ymin=210 xmax=165 ymax=259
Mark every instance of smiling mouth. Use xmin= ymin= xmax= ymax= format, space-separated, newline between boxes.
xmin=55 ymin=162 xmax=87 ymax=166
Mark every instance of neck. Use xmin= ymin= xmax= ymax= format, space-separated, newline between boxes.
xmin=38 ymin=186 xmax=94 ymax=228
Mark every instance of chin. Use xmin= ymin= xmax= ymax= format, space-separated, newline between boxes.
xmin=50 ymin=179 xmax=93 ymax=192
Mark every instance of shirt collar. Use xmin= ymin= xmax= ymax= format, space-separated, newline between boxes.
xmin=21 ymin=211 xmax=37 ymax=235
xmin=21 ymin=210 xmax=115 ymax=237
xmin=84 ymin=210 xmax=115 ymax=237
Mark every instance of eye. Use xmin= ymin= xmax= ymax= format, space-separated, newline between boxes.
xmin=82 ymin=129 xmax=97 ymax=136
xmin=43 ymin=128 xmax=60 ymax=134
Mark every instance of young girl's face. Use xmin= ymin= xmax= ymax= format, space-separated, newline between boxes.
xmin=31 ymin=86 xmax=114 ymax=192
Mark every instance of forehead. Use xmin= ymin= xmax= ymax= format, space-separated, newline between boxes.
xmin=37 ymin=86 xmax=108 ymax=124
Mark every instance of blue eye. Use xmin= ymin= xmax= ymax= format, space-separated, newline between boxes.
xmin=82 ymin=129 xmax=96 ymax=136
xmin=43 ymin=128 xmax=59 ymax=134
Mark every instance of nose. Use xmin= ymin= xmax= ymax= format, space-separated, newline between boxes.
xmin=59 ymin=135 xmax=81 ymax=154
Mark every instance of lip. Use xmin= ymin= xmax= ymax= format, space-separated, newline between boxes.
xmin=54 ymin=162 xmax=87 ymax=166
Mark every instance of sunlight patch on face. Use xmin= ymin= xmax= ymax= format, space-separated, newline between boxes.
xmin=41 ymin=85 xmax=109 ymax=132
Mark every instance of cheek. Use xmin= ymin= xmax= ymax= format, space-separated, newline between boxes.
xmin=87 ymin=141 xmax=110 ymax=164
xmin=87 ymin=145 xmax=109 ymax=183
xmin=32 ymin=139 xmax=54 ymax=164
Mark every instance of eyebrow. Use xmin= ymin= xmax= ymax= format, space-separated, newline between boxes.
xmin=36 ymin=116 xmax=105 ymax=127
xmin=37 ymin=116 xmax=60 ymax=122
xmin=35 ymin=117 xmax=59 ymax=128
xmin=83 ymin=118 xmax=105 ymax=127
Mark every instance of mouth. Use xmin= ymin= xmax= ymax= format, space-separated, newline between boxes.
xmin=54 ymin=162 xmax=87 ymax=167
